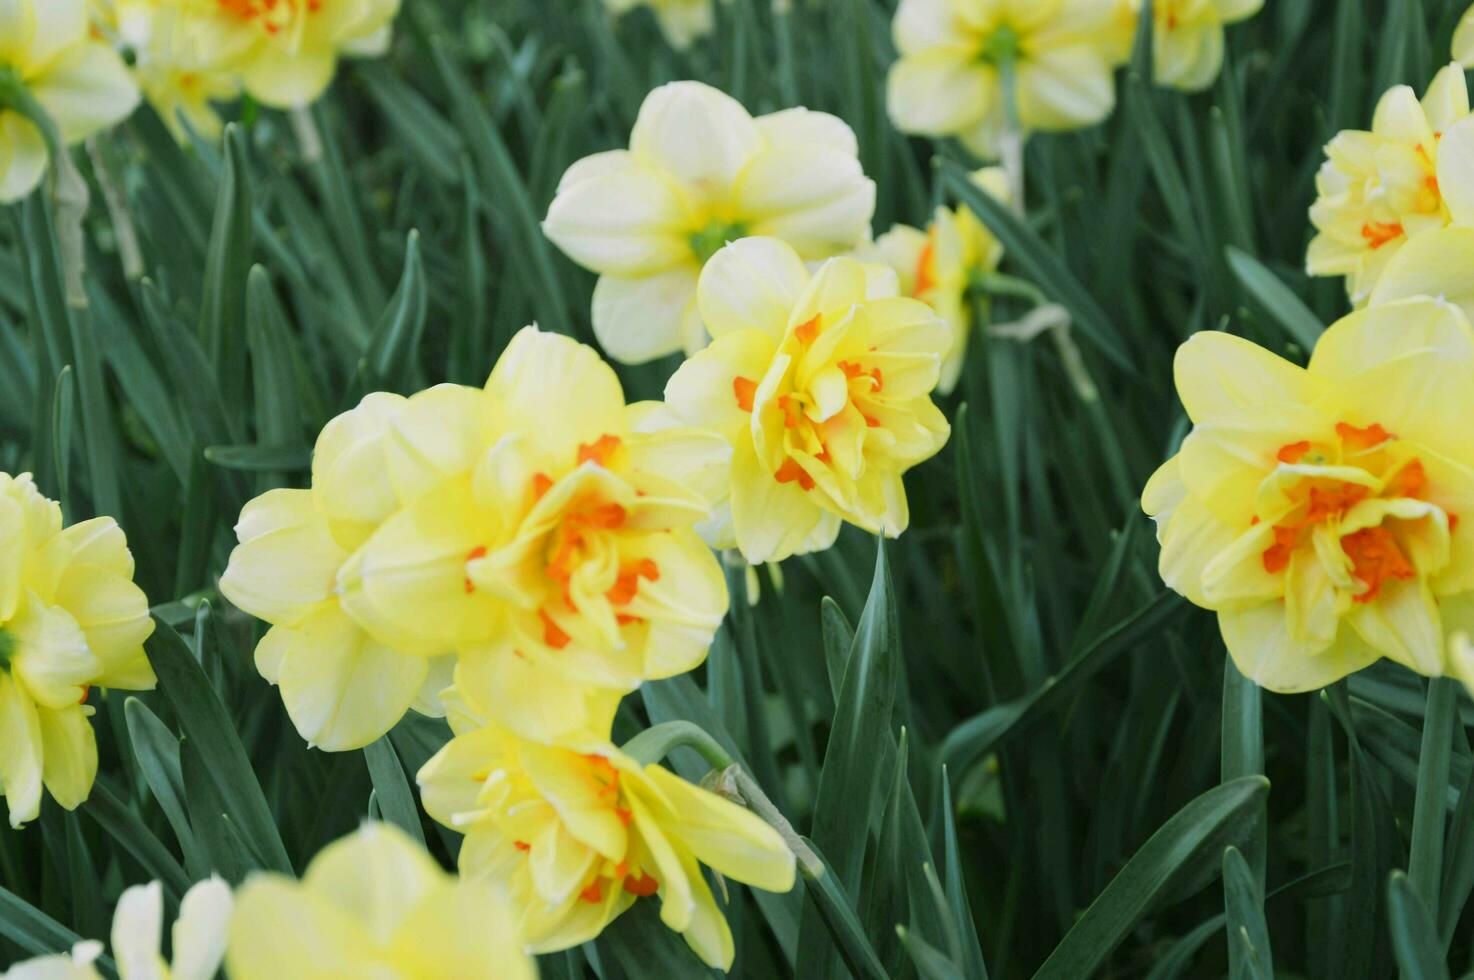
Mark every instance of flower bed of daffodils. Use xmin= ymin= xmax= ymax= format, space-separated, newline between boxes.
xmin=3 ymin=0 xmax=1474 ymax=977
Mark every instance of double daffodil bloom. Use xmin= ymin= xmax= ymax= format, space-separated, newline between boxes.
xmin=1107 ymin=0 xmax=1263 ymax=91
xmin=886 ymin=0 xmax=1120 ymax=160
xmin=543 ymin=81 xmax=876 ymax=364
xmin=98 ymin=0 xmax=243 ymax=140
xmin=0 ymin=0 xmax=139 ymax=202
xmin=1143 ymin=297 xmax=1474 ymax=691
xmin=1307 ymin=64 xmax=1474 ymax=304
xmin=0 ymin=473 xmax=155 ymax=828
xmin=603 ymin=0 xmax=713 ymax=49
xmin=863 ymin=167 xmax=1008 ymax=393
xmin=225 ymin=329 xmax=731 ymax=749
xmin=665 ymin=237 xmax=951 ymax=564
xmin=205 ymin=0 xmax=400 ymax=109
xmin=227 ymin=822 xmax=534 ymax=980
xmin=418 ymin=710 xmax=796 ymax=969
xmin=0 ymin=876 xmax=232 ymax=980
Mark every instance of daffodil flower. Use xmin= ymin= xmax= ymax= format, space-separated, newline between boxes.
xmin=1143 ymin=297 xmax=1474 ymax=691
xmin=1307 ymin=64 xmax=1474 ymax=304
xmin=227 ymin=822 xmax=534 ymax=980
xmin=418 ymin=709 xmax=796 ymax=970
xmin=1455 ymin=3 xmax=1474 ymax=67
xmin=602 ymin=0 xmax=714 ymax=50
xmin=885 ymin=0 xmax=1121 ymax=160
xmin=205 ymin=0 xmax=400 ymax=110
xmin=664 ymin=237 xmax=951 ymax=564
xmin=0 ymin=472 xmax=155 ymax=828
xmin=0 ymin=876 xmax=232 ymax=980
xmin=97 ymin=0 xmax=243 ymax=141
xmin=862 ymin=167 xmax=1008 ymax=393
xmin=1107 ymin=0 xmax=1264 ymax=91
xmin=543 ymin=81 xmax=876 ymax=364
xmin=1369 ymin=224 xmax=1474 ymax=323
xmin=0 ymin=0 xmax=139 ymax=202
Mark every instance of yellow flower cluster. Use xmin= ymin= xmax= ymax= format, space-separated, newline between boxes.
xmin=0 ymin=0 xmax=138 ymax=202
xmin=603 ymin=0 xmax=715 ymax=50
xmin=0 ymin=473 xmax=155 ymax=829
xmin=92 ymin=0 xmax=400 ymax=140
xmin=1307 ymin=64 xmax=1474 ymax=304
xmin=1145 ymin=298 xmax=1474 ymax=692
xmin=884 ymin=0 xmax=1263 ymax=158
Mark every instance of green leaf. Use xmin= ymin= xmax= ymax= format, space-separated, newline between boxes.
xmin=361 ymin=230 xmax=429 ymax=392
xmin=0 ymin=884 xmax=116 ymax=976
xmin=202 ymin=444 xmax=312 ymax=472
xmin=941 ymin=770 xmax=989 ymax=980
xmin=362 ymin=737 xmax=426 ymax=847
xmin=1225 ymin=247 xmax=1324 ymax=351
xmin=198 ymin=124 xmax=253 ymax=419
xmin=1388 ymin=871 xmax=1451 ymax=980
xmin=800 ymin=838 xmax=890 ymax=980
xmin=82 ymin=778 xmax=192 ymax=901
xmin=123 ymin=697 xmax=209 ymax=878
xmin=1409 ymin=678 xmax=1460 ymax=908
xmin=244 ymin=266 xmax=306 ymax=453
xmin=940 ymin=158 xmax=1132 ymax=371
xmin=144 ymin=617 xmax=293 ymax=874
xmin=820 ymin=596 xmax=855 ymax=704
xmin=1222 ymin=846 xmax=1272 ymax=980
xmin=1032 ymin=776 xmax=1270 ymax=980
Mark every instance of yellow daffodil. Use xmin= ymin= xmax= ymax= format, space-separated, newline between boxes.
xmin=1369 ymin=224 xmax=1474 ymax=322
xmin=862 ymin=167 xmax=1008 ymax=393
xmin=543 ymin=81 xmax=876 ymax=364
xmin=227 ymin=822 xmax=533 ymax=980
xmin=225 ymin=330 xmax=730 ymax=748
xmin=1455 ymin=3 xmax=1474 ymax=67
xmin=664 ymin=237 xmax=951 ymax=564
xmin=1307 ymin=64 xmax=1474 ymax=305
xmin=221 ymin=390 xmax=465 ymax=752
xmin=886 ymin=0 xmax=1120 ymax=160
xmin=337 ymin=328 xmax=730 ymax=742
xmin=0 ymin=473 xmax=155 ymax=828
xmin=96 ymin=0 xmax=242 ymax=141
xmin=1142 ymin=297 xmax=1474 ymax=692
xmin=418 ymin=713 xmax=796 ymax=969
xmin=603 ymin=0 xmax=713 ymax=50
xmin=1107 ymin=0 xmax=1263 ymax=91
xmin=0 ymin=0 xmax=139 ymax=203
xmin=205 ymin=0 xmax=400 ymax=110
xmin=0 ymin=876 xmax=232 ymax=980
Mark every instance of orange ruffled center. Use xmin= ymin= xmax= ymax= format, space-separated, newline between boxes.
xmin=218 ymin=0 xmax=320 ymax=33
xmin=1258 ymin=422 xmax=1448 ymax=604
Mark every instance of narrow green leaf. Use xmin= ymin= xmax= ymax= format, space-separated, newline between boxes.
xmin=1440 ymin=736 xmax=1474 ymax=947
xmin=1388 ymin=871 xmax=1451 ymax=980
xmin=1409 ymin=678 xmax=1459 ymax=908
xmin=1222 ymin=846 xmax=1273 ymax=980
xmin=363 ymin=737 xmax=426 ymax=847
xmin=124 ymin=697 xmax=208 ymax=877
xmin=362 ymin=230 xmax=429 ymax=392
xmin=0 ymin=884 xmax=116 ymax=975
xmin=202 ymin=444 xmax=312 ymax=473
xmin=1032 ymin=776 xmax=1270 ymax=980
xmin=1225 ymin=246 xmax=1324 ymax=350
xmin=801 ymin=839 xmax=890 ymax=980
xmin=820 ymin=596 xmax=855 ymax=704
xmin=941 ymin=770 xmax=989 ymax=980
xmin=198 ymin=124 xmax=252 ymax=416
xmin=244 ymin=266 xmax=305 ymax=453
xmin=82 ymin=779 xmax=192 ymax=901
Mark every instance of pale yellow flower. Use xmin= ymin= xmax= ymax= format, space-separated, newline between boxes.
xmin=1108 ymin=0 xmax=1263 ymax=90
xmin=664 ymin=237 xmax=952 ymax=564
xmin=0 ymin=877 xmax=232 ymax=980
xmin=862 ymin=167 xmax=1008 ymax=393
xmin=418 ymin=710 xmax=795 ymax=969
xmin=1370 ymin=224 xmax=1474 ymax=322
xmin=1307 ymin=64 xmax=1474 ymax=305
xmin=0 ymin=472 xmax=155 ymax=828
xmin=227 ymin=822 xmax=534 ymax=980
xmin=0 ymin=0 xmax=139 ymax=202
xmin=1455 ymin=3 xmax=1474 ymax=67
xmin=1143 ymin=297 xmax=1474 ymax=691
xmin=603 ymin=0 xmax=714 ymax=49
xmin=543 ymin=81 xmax=876 ymax=364
xmin=886 ymin=0 xmax=1121 ymax=160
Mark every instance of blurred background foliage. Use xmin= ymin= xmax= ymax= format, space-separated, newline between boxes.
xmin=2 ymin=0 xmax=1473 ymax=976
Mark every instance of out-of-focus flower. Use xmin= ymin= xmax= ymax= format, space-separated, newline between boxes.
xmin=95 ymin=0 xmax=242 ymax=141
xmin=225 ymin=331 xmax=731 ymax=749
xmin=665 ymin=237 xmax=951 ymax=564
xmin=0 ymin=473 xmax=155 ymax=828
xmin=418 ymin=713 xmax=795 ymax=969
xmin=1455 ymin=3 xmax=1474 ymax=67
xmin=0 ymin=0 xmax=138 ymax=202
xmin=603 ymin=0 xmax=714 ymax=50
xmin=208 ymin=0 xmax=400 ymax=109
xmin=885 ymin=0 xmax=1120 ymax=160
xmin=0 ymin=876 xmax=232 ymax=980
xmin=1107 ymin=0 xmax=1264 ymax=91
xmin=1307 ymin=64 xmax=1474 ymax=305
xmin=1142 ymin=297 xmax=1474 ymax=692
xmin=862 ymin=167 xmax=1008 ymax=393
xmin=544 ymin=81 xmax=875 ymax=364
xmin=227 ymin=822 xmax=534 ymax=980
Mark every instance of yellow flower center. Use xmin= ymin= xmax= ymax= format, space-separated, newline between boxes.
xmin=1257 ymin=421 xmax=1451 ymax=603
xmin=217 ymin=0 xmax=320 ymax=34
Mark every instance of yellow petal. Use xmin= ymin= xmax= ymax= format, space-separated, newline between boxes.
xmin=0 ymin=671 xmax=43 ymax=828
xmin=51 ymin=564 xmax=153 ymax=690
xmin=170 ymin=876 xmax=233 ymax=980
xmin=109 ymin=882 xmax=165 ymax=980
xmin=628 ymin=81 xmax=762 ymax=193
xmin=484 ymin=327 xmax=628 ymax=464
xmin=226 ymin=877 xmax=371 ymax=979
xmin=886 ymin=50 xmax=993 ymax=136
xmin=1219 ymin=602 xmax=1378 ymax=692
xmin=1016 ymin=42 xmax=1117 ymax=124
xmin=311 ymin=391 xmax=406 ymax=547
xmin=37 ymin=705 xmax=95 ymax=812
xmin=1173 ymin=330 xmax=1322 ymax=424
xmin=1348 ymin=576 xmax=1444 ymax=676
xmin=29 ymin=41 xmax=139 ymax=144
xmin=1456 ymin=5 xmax=1474 ymax=67
xmin=382 ymin=879 xmax=535 ymax=980
xmin=238 ymin=45 xmax=336 ymax=110
xmin=697 ymin=237 xmax=811 ymax=342
xmin=301 ymin=823 xmax=445 ymax=941
xmin=9 ymin=600 xmax=98 ymax=709
xmin=0 ymin=110 xmax=47 ymax=205
xmin=382 ymin=383 xmax=486 ymax=507
xmin=542 ymin=166 xmax=692 ymax=278
xmin=220 ymin=489 xmax=349 ymax=627
xmin=1369 ymin=226 xmax=1474 ymax=323
xmin=591 ymin=265 xmax=702 ymax=364
xmin=735 ymin=145 xmax=875 ymax=259
xmin=416 ymin=725 xmax=513 ymax=829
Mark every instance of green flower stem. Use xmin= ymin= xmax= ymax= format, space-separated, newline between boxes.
xmin=994 ymin=53 xmax=1026 ymax=218
xmin=86 ymin=138 xmax=144 ymax=281
xmin=622 ymin=720 xmax=823 ymax=878
xmin=1409 ymin=676 xmax=1459 ymax=908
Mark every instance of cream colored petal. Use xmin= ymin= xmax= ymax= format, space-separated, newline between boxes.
xmin=1456 ymin=5 xmax=1474 ymax=67
xmin=10 ymin=601 xmax=99 ymax=709
xmin=543 ymin=165 xmax=692 ymax=278
xmin=220 ymin=489 xmax=348 ymax=627
xmin=697 ymin=237 xmax=810 ymax=341
xmin=1015 ymin=43 xmax=1116 ymax=127
xmin=886 ymin=50 xmax=993 ymax=136
xmin=628 ymin=81 xmax=762 ymax=193
xmin=591 ymin=265 xmax=702 ymax=365
xmin=1420 ymin=62 xmax=1469 ymax=132
xmin=110 ymin=881 xmax=166 ymax=980
xmin=0 ymin=111 xmax=48 ymax=205
xmin=755 ymin=107 xmax=859 ymax=157
xmin=1349 ymin=576 xmax=1444 ymax=677
xmin=170 ymin=876 xmax=233 ymax=980
xmin=737 ymin=146 xmax=875 ymax=259
xmin=16 ymin=0 xmax=84 ymax=75
xmin=1437 ymin=115 xmax=1474 ymax=225
xmin=29 ymin=42 xmax=139 ymax=144
xmin=382 ymin=383 xmax=486 ymax=506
